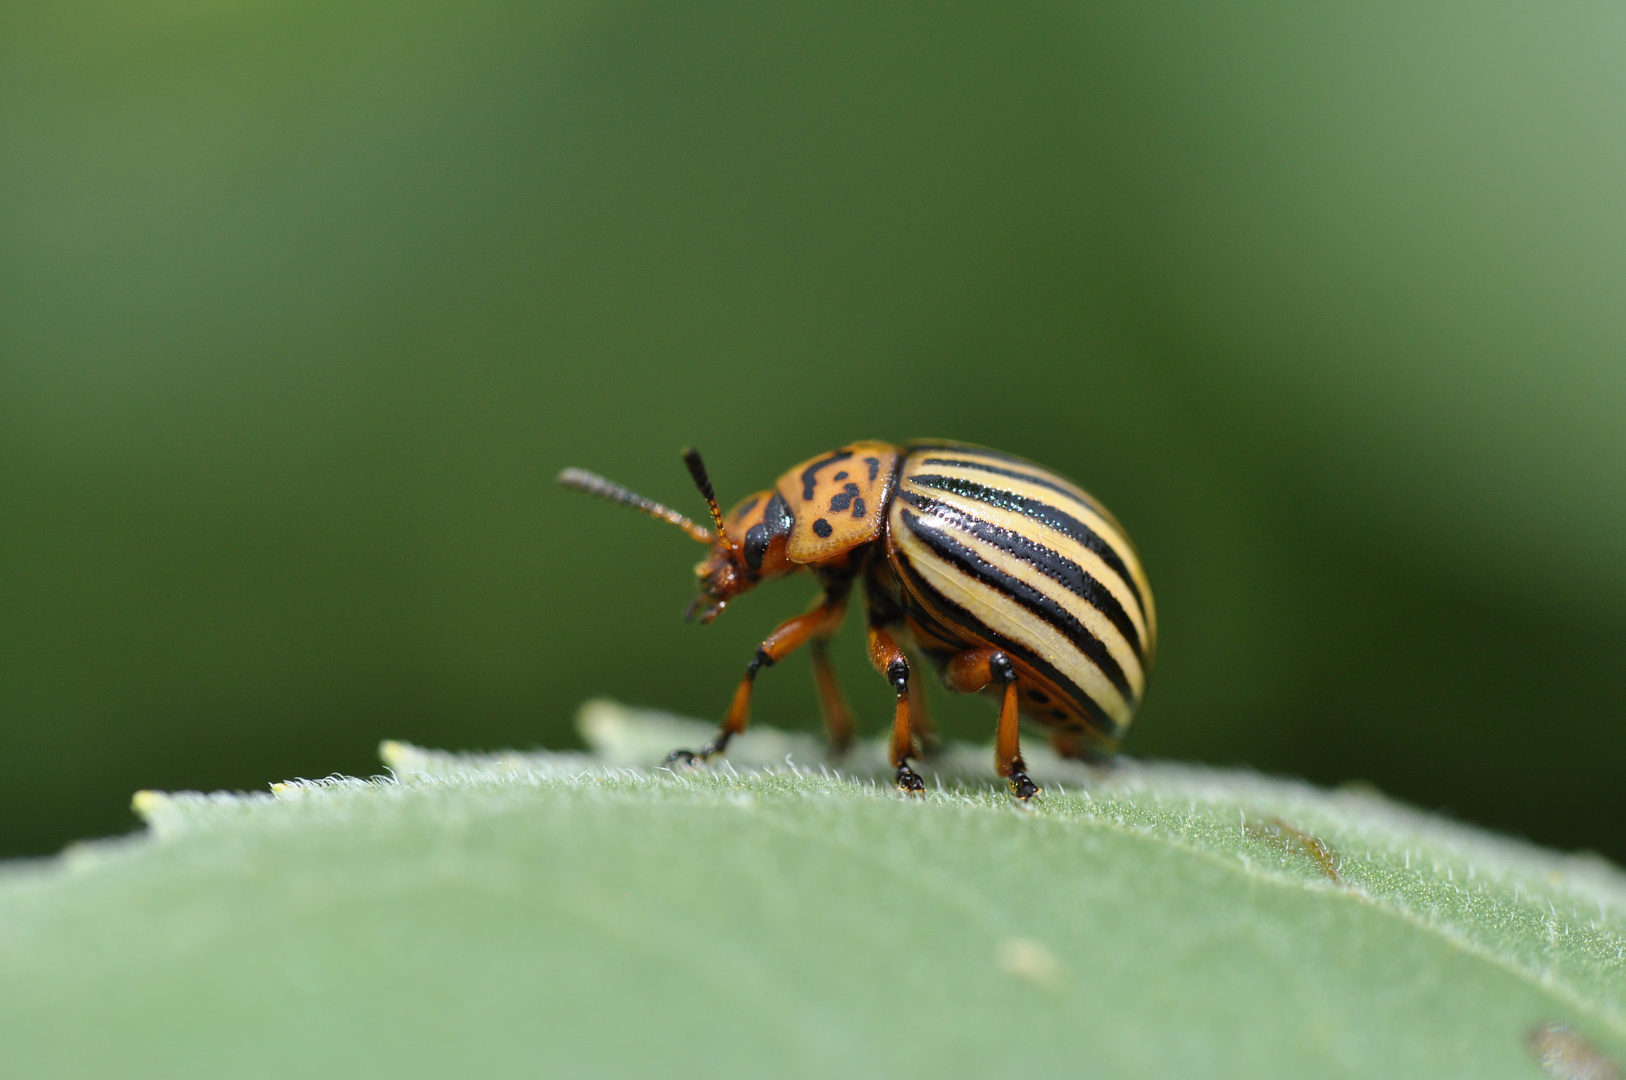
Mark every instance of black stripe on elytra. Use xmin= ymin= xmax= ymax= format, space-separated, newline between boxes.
xmin=897 ymin=490 xmax=1143 ymax=660
xmin=887 ymin=546 xmax=1118 ymax=735
xmin=899 ymin=508 xmax=1134 ymax=706
xmin=800 ymin=450 xmax=854 ymax=500
xmin=904 ymin=474 xmax=1148 ymax=624
xmin=915 ymin=457 xmax=1108 ymax=517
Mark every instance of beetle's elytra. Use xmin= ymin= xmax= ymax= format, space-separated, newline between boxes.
xmin=557 ymin=441 xmax=1155 ymax=799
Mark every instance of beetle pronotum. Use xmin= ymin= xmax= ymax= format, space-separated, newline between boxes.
xmin=558 ymin=441 xmax=1154 ymax=798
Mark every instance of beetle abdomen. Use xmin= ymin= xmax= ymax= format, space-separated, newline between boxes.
xmin=886 ymin=443 xmax=1156 ymax=737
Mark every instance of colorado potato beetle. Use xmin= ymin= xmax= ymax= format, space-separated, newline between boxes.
xmin=557 ymin=441 xmax=1155 ymax=799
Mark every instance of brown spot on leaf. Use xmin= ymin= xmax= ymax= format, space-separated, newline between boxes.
xmin=1530 ymin=1022 xmax=1622 ymax=1080
xmin=1244 ymin=816 xmax=1342 ymax=884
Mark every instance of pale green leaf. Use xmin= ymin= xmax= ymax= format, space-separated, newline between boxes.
xmin=0 ymin=699 xmax=1622 ymax=1079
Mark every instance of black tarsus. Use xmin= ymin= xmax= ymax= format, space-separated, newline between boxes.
xmin=886 ymin=657 xmax=910 ymax=692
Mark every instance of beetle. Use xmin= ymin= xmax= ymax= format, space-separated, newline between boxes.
xmin=557 ymin=440 xmax=1155 ymax=799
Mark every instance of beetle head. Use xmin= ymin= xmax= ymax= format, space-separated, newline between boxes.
xmin=686 ymin=548 xmax=749 ymax=624
xmin=685 ymin=483 xmax=795 ymax=623
xmin=557 ymin=448 xmax=790 ymax=625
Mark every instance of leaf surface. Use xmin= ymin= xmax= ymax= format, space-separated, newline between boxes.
xmin=0 ymin=700 xmax=1621 ymax=1079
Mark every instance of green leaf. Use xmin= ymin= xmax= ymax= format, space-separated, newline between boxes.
xmin=1 ymin=699 xmax=1623 ymax=1079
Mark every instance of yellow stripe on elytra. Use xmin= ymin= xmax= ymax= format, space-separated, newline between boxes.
xmin=898 ymin=478 xmax=1152 ymax=653
xmin=903 ymin=458 xmax=1154 ymax=629
xmin=892 ymin=510 xmax=1134 ymax=726
xmin=941 ymin=521 xmax=1146 ymax=696
xmin=924 ymin=450 xmax=1110 ymax=516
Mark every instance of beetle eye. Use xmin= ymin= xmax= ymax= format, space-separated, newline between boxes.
xmin=742 ymin=524 xmax=768 ymax=570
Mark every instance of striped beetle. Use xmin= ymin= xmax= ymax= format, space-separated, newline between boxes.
xmin=558 ymin=441 xmax=1154 ymax=799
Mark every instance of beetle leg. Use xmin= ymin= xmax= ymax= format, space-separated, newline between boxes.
xmin=906 ymin=665 xmax=940 ymax=759
xmin=994 ymin=679 xmax=1038 ymax=800
xmin=809 ymin=637 xmax=856 ymax=756
xmin=941 ymin=648 xmax=1039 ymax=801
xmin=867 ymin=624 xmax=924 ymax=794
xmin=1049 ymin=729 xmax=1082 ymax=761
xmin=1048 ymin=728 xmax=1111 ymax=766
xmin=665 ymin=589 xmax=848 ymax=767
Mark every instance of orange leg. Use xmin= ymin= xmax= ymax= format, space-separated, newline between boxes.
xmin=942 ymin=648 xmax=1040 ymax=800
xmin=1049 ymin=729 xmax=1083 ymax=761
xmin=867 ymin=624 xmax=925 ymax=794
xmin=809 ymin=638 xmax=856 ymax=755
xmin=907 ymin=665 xmax=939 ymax=758
xmin=667 ymin=590 xmax=848 ymax=766
xmin=1049 ymin=728 xmax=1114 ymax=765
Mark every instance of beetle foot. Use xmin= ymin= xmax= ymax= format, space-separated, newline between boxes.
xmin=894 ymin=764 xmax=926 ymax=795
xmin=664 ymin=733 xmax=733 ymax=769
xmin=1008 ymin=770 xmax=1041 ymax=801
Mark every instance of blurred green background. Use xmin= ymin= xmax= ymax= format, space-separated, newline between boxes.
xmin=2 ymin=0 xmax=1623 ymax=860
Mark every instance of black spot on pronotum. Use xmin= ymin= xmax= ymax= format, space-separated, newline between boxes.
xmin=733 ymin=496 xmax=759 ymax=520
xmin=865 ymin=457 xmax=880 ymax=482
xmin=1027 ymin=690 xmax=1050 ymax=704
xmin=762 ymin=493 xmax=794 ymax=537
xmin=832 ymin=471 xmax=848 ymax=482
xmin=813 ymin=518 xmax=833 ymax=538
xmin=828 ymin=482 xmax=861 ymax=513
xmin=1050 ymin=709 xmax=1068 ymax=721
xmin=851 ymin=497 xmax=865 ymax=518
xmin=801 ymin=450 xmax=854 ymax=499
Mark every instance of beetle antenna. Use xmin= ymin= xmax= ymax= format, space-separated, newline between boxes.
xmin=681 ymin=446 xmax=732 ymax=548
xmin=556 ymin=467 xmax=714 ymax=545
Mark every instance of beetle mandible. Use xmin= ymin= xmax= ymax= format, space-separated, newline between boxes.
xmin=558 ymin=440 xmax=1155 ymax=799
